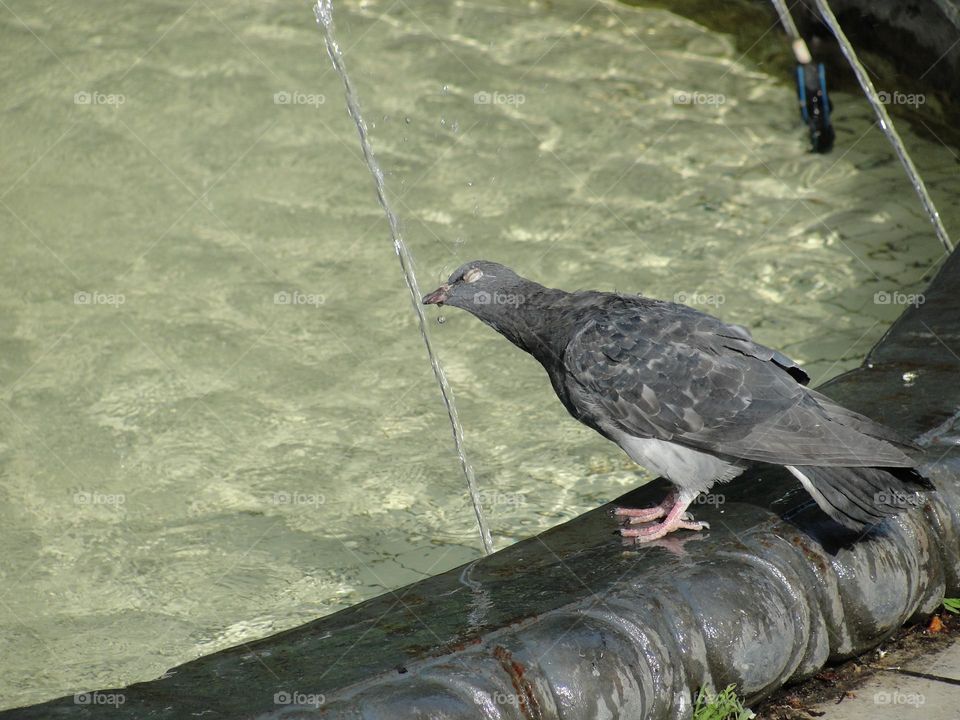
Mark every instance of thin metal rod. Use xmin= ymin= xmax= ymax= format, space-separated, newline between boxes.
xmin=770 ymin=0 xmax=801 ymax=40
xmin=813 ymin=0 xmax=954 ymax=253
xmin=313 ymin=0 xmax=494 ymax=554
xmin=770 ymin=0 xmax=812 ymax=63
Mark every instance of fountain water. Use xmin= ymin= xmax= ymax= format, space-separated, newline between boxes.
xmin=814 ymin=0 xmax=954 ymax=253
xmin=313 ymin=0 xmax=494 ymax=554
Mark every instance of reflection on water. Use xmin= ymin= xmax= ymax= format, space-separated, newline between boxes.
xmin=0 ymin=0 xmax=955 ymax=707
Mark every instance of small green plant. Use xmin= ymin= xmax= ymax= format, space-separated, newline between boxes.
xmin=943 ymin=597 xmax=960 ymax=614
xmin=693 ymin=684 xmax=755 ymax=720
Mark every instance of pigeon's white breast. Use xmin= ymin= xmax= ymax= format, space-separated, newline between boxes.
xmin=610 ymin=430 xmax=745 ymax=496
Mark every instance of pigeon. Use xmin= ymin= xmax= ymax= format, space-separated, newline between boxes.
xmin=423 ymin=260 xmax=931 ymax=542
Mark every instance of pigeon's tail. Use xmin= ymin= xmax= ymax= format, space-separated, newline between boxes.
xmin=786 ymin=464 xmax=933 ymax=530
xmin=807 ymin=389 xmax=923 ymax=453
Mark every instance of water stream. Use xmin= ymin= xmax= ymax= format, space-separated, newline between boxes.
xmin=312 ymin=0 xmax=493 ymax=555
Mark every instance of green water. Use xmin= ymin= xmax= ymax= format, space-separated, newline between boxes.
xmin=0 ymin=0 xmax=956 ymax=707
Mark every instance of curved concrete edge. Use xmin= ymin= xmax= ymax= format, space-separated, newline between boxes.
xmin=313 ymin=490 xmax=959 ymax=720
xmin=6 ymin=255 xmax=960 ymax=720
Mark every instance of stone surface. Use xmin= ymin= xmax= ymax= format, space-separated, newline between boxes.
xmin=7 ymin=229 xmax=960 ymax=720
xmin=802 ymin=642 xmax=960 ymax=719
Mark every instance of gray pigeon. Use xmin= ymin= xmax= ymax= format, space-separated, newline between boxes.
xmin=423 ymin=260 xmax=930 ymax=541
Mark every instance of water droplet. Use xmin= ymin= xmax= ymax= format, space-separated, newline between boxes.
xmin=441 ymin=85 xmax=449 ymax=95
xmin=405 ymin=116 xmax=411 ymax=124
xmin=437 ymin=315 xmax=446 ymax=324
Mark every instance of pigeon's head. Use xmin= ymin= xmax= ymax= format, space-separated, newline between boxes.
xmin=422 ymin=261 xmax=527 ymax=316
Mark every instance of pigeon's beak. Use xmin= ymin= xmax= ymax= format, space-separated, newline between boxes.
xmin=422 ymin=284 xmax=450 ymax=306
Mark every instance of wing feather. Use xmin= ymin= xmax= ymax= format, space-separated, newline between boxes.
xmin=562 ymin=301 xmax=914 ymax=468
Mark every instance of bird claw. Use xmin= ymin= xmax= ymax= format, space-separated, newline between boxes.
xmin=614 ymin=505 xmax=668 ymax=523
xmin=615 ymin=491 xmax=708 ymax=542
xmin=619 ymin=516 xmax=709 ymax=542
xmin=613 ymin=492 xmax=677 ymax=524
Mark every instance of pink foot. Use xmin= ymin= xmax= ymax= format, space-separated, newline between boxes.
xmin=618 ymin=493 xmax=708 ymax=542
xmin=614 ymin=490 xmax=677 ymax=524
xmin=621 ymin=516 xmax=709 ymax=542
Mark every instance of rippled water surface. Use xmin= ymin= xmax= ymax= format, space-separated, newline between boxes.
xmin=1 ymin=0 xmax=957 ymax=707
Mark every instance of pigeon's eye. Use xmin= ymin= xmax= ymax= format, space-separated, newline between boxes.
xmin=463 ymin=268 xmax=483 ymax=283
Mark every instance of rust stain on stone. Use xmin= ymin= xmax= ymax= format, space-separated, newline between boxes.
xmin=446 ymin=636 xmax=482 ymax=653
xmin=492 ymin=645 xmax=542 ymax=720
xmin=792 ymin=535 xmax=829 ymax=573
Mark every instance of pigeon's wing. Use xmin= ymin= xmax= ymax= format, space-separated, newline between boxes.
xmin=562 ymin=303 xmax=914 ymax=467
xmin=711 ymin=321 xmax=810 ymax=386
